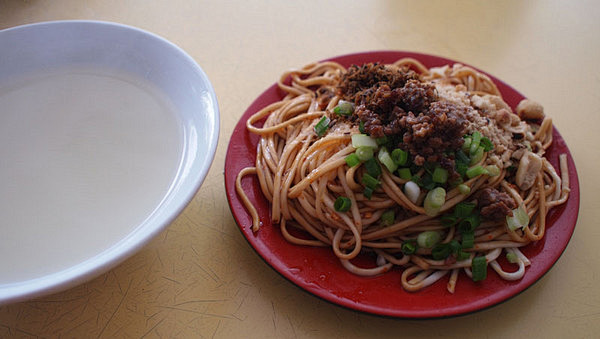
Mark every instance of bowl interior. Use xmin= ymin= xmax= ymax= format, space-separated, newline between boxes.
xmin=0 ymin=21 xmax=219 ymax=304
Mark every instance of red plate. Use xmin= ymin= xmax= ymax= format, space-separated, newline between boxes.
xmin=224 ymin=51 xmax=580 ymax=318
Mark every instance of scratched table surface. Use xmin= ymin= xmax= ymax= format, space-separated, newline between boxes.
xmin=1 ymin=1 xmax=599 ymax=338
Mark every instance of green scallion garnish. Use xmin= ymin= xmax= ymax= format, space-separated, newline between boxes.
xmin=378 ymin=147 xmax=398 ymax=173
xmin=458 ymin=184 xmax=471 ymax=194
xmin=364 ymin=157 xmax=381 ymax=178
xmin=375 ymin=135 xmax=388 ymax=146
xmin=506 ymin=204 xmax=530 ymax=231
xmin=449 ymin=240 xmax=461 ymax=254
xmin=381 ymin=209 xmax=395 ymax=226
xmin=466 ymin=165 xmax=487 ymax=178
xmin=471 ymin=256 xmax=487 ymax=282
xmin=359 ymin=120 xmax=366 ymax=134
xmin=457 ymin=214 xmax=481 ymax=233
xmin=333 ymin=100 xmax=354 ymax=116
xmin=351 ymin=134 xmax=378 ymax=149
xmin=506 ymin=252 xmax=519 ymax=263
xmin=469 ymin=131 xmax=482 ymax=156
xmin=485 ymin=165 xmax=500 ymax=176
xmin=456 ymin=251 xmax=471 ymax=261
xmin=362 ymin=173 xmax=380 ymax=189
xmin=454 ymin=202 xmax=477 ymax=218
xmin=391 ymin=148 xmax=408 ymax=166
xmin=432 ymin=167 xmax=448 ymax=184
xmin=401 ymin=240 xmax=418 ymax=255
xmin=363 ymin=186 xmax=374 ymax=199
xmin=461 ymin=231 xmax=474 ymax=249
xmin=424 ymin=187 xmax=446 ymax=216
xmin=345 ymin=153 xmax=360 ymax=167
xmin=456 ymin=149 xmax=470 ymax=165
xmin=355 ymin=146 xmax=374 ymax=161
xmin=462 ymin=136 xmax=472 ymax=153
xmin=480 ymin=136 xmax=494 ymax=152
xmin=470 ymin=146 xmax=485 ymax=165
xmin=432 ymin=243 xmax=452 ymax=260
xmin=334 ymin=196 xmax=351 ymax=212
xmin=314 ymin=115 xmax=330 ymax=137
xmin=417 ymin=231 xmax=442 ymax=249
xmin=397 ymin=167 xmax=412 ymax=180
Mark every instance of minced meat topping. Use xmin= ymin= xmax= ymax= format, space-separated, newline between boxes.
xmin=336 ymin=63 xmax=468 ymax=167
xmin=477 ymin=187 xmax=517 ymax=220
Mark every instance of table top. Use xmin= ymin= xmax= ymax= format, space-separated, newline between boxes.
xmin=1 ymin=0 xmax=598 ymax=337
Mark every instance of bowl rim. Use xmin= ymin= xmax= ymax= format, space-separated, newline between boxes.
xmin=0 ymin=20 xmax=220 ymax=305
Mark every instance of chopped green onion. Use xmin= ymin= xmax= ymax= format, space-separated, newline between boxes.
xmin=471 ymin=256 xmax=487 ymax=282
xmin=432 ymin=167 xmax=448 ymax=184
xmin=376 ymin=136 xmax=388 ymax=146
xmin=506 ymin=204 xmax=530 ymax=231
xmin=458 ymin=184 xmax=471 ymax=194
xmin=456 ymin=161 xmax=468 ymax=177
xmin=485 ymin=165 xmax=500 ymax=176
xmin=449 ymin=240 xmax=461 ymax=254
xmin=466 ymin=165 xmax=487 ymax=178
xmin=378 ymin=147 xmax=398 ymax=173
xmin=418 ymin=173 xmax=436 ymax=190
xmin=417 ymin=231 xmax=441 ymax=249
xmin=457 ymin=214 xmax=481 ymax=233
xmin=314 ymin=116 xmax=330 ymax=137
xmin=381 ymin=210 xmax=395 ymax=226
xmin=456 ymin=149 xmax=470 ymax=165
xmin=456 ymin=251 xmax=471 ymax=261
xmin=480 ymin=136 xmax=494 ymax=152
xmin=461 ymin=231 xmax=474 ymax=249
xmin=454 ymin=202 xmax=476 ymax=218
xmin=355 ymin=146 xmax=374 ymax=161
xmin=334 ymin=196 xmax=351 ymax=212
xmin=469 ymin=131 xmax=482 ymax=156
xmin=424 ymin=187 xmax=446 ymax=216
xmin=423 ymin=162 xmax=437 ymax=174
xmin=397 ymin=168 xmax=411 ymax=180
xmin=391 ymin=149 xmax=408 ymax=166
xmin=345 ymin=153 xmax=360 ymax=167
xmin=432 ymin=243 xmax=452 ymax=260
xmin=364 ymin=157 xmax=381 ymax=178
xmin=363 ymin=186 xmax=374 ymax=199
xmin=362 ymin=173 xmax=380 ymax=189
xmin=462 ymin=137 xmax=472 ymax=153
xmin=470 ymin=146 xmax=485 ymax=165
xmin=333 ymin=100 xmax=354 ymax=116
xmin=506 ymin=252 xmax=519 ymax=263
xmin=351 ymin=134 xmax=378 ymax=149
xmin=359 ymin=121 xmax=366 ymax=134
xmin=401 ymin=240 xmax=418 ymax=255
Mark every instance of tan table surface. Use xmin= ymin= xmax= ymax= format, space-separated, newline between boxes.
xmin=1 ymin=0 xmax=598 ymax=337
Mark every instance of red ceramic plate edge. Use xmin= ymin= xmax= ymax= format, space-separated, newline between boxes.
xmin=224 ymin=51 xmax=580 ymax=318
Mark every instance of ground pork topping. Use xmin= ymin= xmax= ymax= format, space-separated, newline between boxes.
xmin=337 ymin=63 xmax=468 ymax=167
xmin=400 ymin=100 xmax=468 ymax=166
xmin=337 ymin=63 xmax=419 ymax=101
xmin=477 ymin=187 xmax=517 ymax=220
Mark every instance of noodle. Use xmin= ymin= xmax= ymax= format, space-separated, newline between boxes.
xmin=236 ymin=58 xmax=570 ymax=293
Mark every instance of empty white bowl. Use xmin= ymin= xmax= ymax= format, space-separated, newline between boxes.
xmin=0 ymin=21 xmax=219 ymax=304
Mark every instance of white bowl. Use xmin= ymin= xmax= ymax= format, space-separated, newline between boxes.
xmin=0 ymin=21 xmax=219 ymax=304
